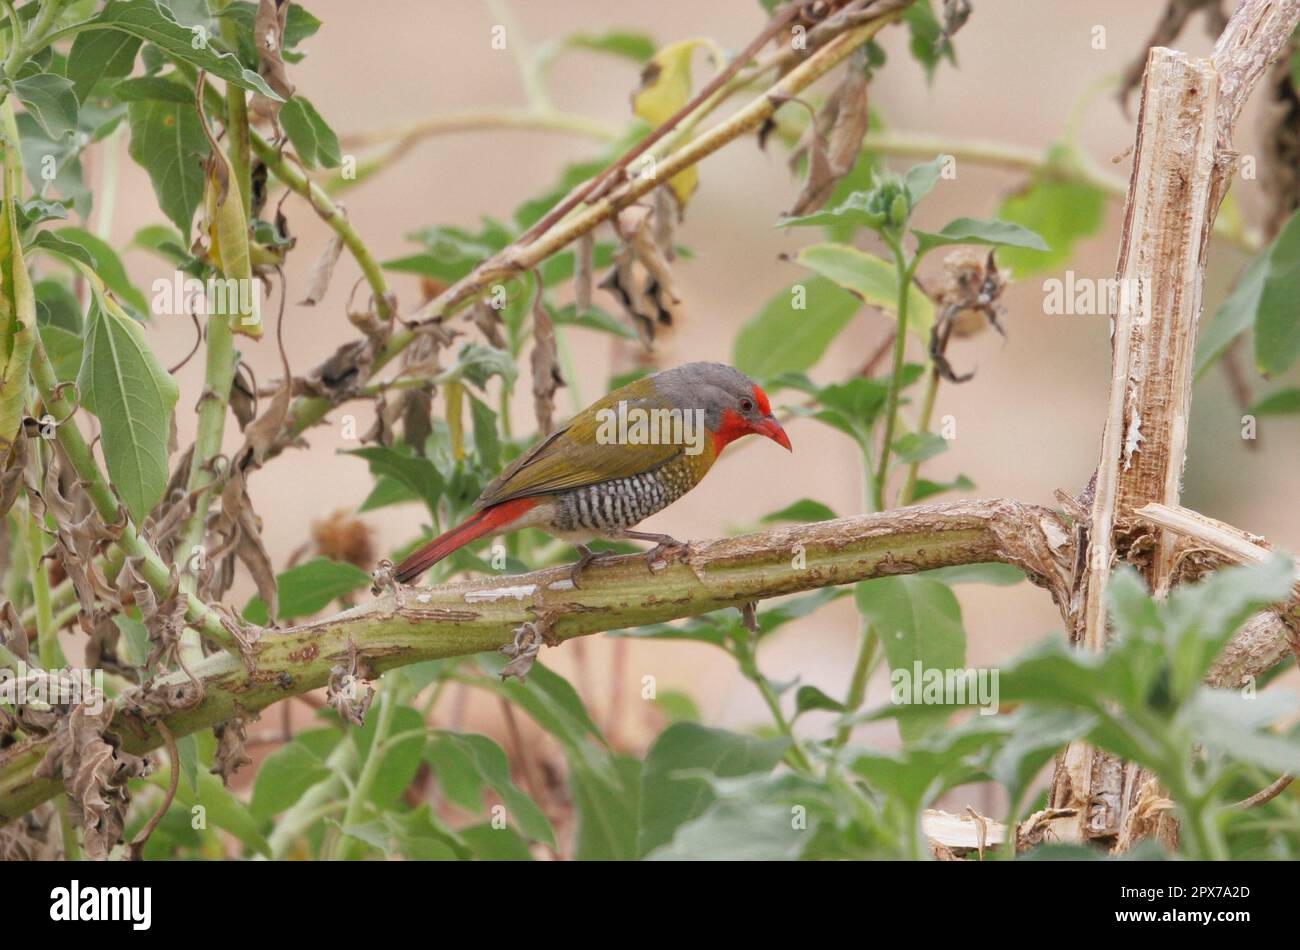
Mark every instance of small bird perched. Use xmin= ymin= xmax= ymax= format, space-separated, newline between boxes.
xmin=392 ymin=362 xmax=792 ymax=584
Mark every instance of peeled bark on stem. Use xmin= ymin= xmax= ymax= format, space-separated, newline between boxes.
xmin=0 ymin=498 xmax=1069 ymax=822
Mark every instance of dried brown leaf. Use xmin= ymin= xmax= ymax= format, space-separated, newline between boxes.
xmin=210 ymin=717 xmax=252 ymax=787
xmin=530 ymin=293 xmax=564 ymax=434
xmin=250 ymin=0 xmax=294 ymax=122
xmin=35 ymin=693 xmax=152 ymax=861
xmin=299 ymin=232 xmax=345 ymax=306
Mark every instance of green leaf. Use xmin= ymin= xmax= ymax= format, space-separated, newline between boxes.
xmin=279 ymin=95 xmax=341 ymax=169
xmin=556 ymin=30 xmax=656 ymax=63
xmin=552 ymin=302 xmax=637 ymax=340
xmin=991 ymin=707 xmax=1096 ymax=808
xmin=77 ymin=295 xmax=179 ymax=521
xmin=355 ymin=705 xmax=427 ymax=807
xmin=250 ymin=734 xmax=334 ymax=819
xmin=89 ymin=0 xmax=281 ymax=99
xmin=912 ymin=217 xmax=1049 ymax=256
xmin=760 ymin=498 xmax=838 ymax=524
xmin=187 ymin=771 xmax=271 ymax=857
xmin=778 ymin=190 xmax=887 ymax=232
xmin=242 ymin=557 xmax=371 ymax=625
xmin=436 ymin=733 xmax=556 ymax=846
xmin=12 ymin=73 xmax=79 ymax=140
xmin=572 ymin=753 xmax=642 ymax=860
xmin=1196 ymin=242 xmax=1270 ymax=376
xmin=1185 ymin=690 xmax=1300 ymax=774
xmin=112 ymin=614 xmax=151 ymax=668
xmin=995 ymin=165 xmax=1105 ymax=277
xmin=794 ymin=684 xmax=847 ymax=716
xmin=39 ymin=324 xmax=83 ymax=383
xmin=66 ymin=31 xmax=142 ymax=103
xmin=646 ymin=799 xmax=807 ymax=860
xmin=467 ymin=393 xmax=501 ymax=470
xmin=856 ymin=575 xmax=966 ymax=740
xmin=902 ymin=156 xmax=945 ymax=206
xmin=358 ymin=474 xmax=419 ymax=513
xmin=458 ymin=823 xmax=535 ymax=860
xmin=924 ymin=562 xmax=1024 ymax=586
xmin=44 ymin=226 xmax=149 ymax=317
xmin=653 ymin=689 xmax=701 ymax=723
xmin=637 ymin=722 xmax=789 ymax=857
xmin=127 ymin=96 xmax=208 ymax=234
xmin=791 ymin=243 xmax=934 ymax=337
xmin=733 ymin=276 xmax=861 ymax=379
xmin=891 ymin=431 xmax=947 ymax=465
xmin=1251 ymin=388 xmax=1300 ymax=415
xmin=28 ymin=229 xmax=97 ymax=270
xmin=113 ymin=75 xmax=196 ymax=103
xmin=344 ymin=446 xmax=444 ymax=516
xmin=1254 ymin=208 xmax=1300 ymax=376
xmin=901 ymin=0 xmax=955 ymax=81
xmin=425 ymin=735 xmax=487 ymax=812
xmin=910 ymin=472 xmax=974 ymax=501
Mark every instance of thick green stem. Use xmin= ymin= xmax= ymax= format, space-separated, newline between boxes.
xmin=0 ymin=498 xmax=1068 ymax=820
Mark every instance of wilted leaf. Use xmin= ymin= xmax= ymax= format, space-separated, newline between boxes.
xmin=633 ymin=39 xmax=704 ymax=207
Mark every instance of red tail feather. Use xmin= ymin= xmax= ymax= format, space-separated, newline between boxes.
xmin=392 ymin=497 xmax=539 ymax=583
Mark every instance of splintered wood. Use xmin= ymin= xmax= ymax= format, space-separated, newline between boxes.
xmin=1052 ymin=47 xmax=1220 ymax=848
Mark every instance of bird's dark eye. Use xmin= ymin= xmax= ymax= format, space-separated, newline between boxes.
xmin=739 ymin=398 xmax=754 ymax=413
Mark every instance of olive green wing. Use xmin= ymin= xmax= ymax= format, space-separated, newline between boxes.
xmin=474 ymin=383 xmax=684 ymax=509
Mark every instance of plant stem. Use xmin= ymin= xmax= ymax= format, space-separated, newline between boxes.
xmin=173 ymin=75 xmax=249 ymax=598
xmin=28 ymin=342 xmax=240 ymax=654
xmin=20 ymin=504 xmax=61 ymax=669
xmin=250 ymin=129 xmax=394 ymax=320
xmin=486 ymin=0 xmax=550 ymax=112
xmin=752 ymin=673 xmax=814 ymax=774
xmin=93 ymin=126 xmax=123 ymax=241
xmin=0 ymin=498 xmax=1071 ymax=819
xmin=265 ymin=738 xmax=357 ymax=859
xmin=900 ymin=367 xmax=940 ymax=505
xmin=285 ymin=10 xmax=903 ymax=449
xmin=857 ymin=130 xmax=1260 ymax=253
xmin=332 ymin=684 xmax=396 ymax=860
xmin=833 ymin=623 xmax=878 ymax=749
xmin=58 ymin=794 xmax=80 ymax=860
xmin=875 ymin=248 xmax=918 ymax=510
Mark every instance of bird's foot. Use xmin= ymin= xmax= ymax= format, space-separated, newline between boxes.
xmin=568 ymin=544 xmax=617 ymax=588
xmin=623 ymin=531 xmax=690 ymax=573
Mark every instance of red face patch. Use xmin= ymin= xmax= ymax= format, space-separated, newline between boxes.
xmin=752 ymin=385 xmax=772 ymax=416
xmin=711 ymin=408 xmax=752 ymax=454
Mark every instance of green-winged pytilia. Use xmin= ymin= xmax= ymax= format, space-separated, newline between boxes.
xmin=392 ymin=362 xmax=792 ymax=584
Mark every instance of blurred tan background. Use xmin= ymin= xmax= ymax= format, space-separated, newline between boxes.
xmin=91 ymin=1 xmax=1298 ymax=756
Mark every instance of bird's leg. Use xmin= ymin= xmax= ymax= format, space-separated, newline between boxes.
xmin=568 ymin=544 xmax=617 ymax=588
xmin=622 ymin=530 xmax=691 ymax=572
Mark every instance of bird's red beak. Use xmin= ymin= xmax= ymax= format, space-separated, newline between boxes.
xmin=754 ymin=414 xmax=792 ymax=451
